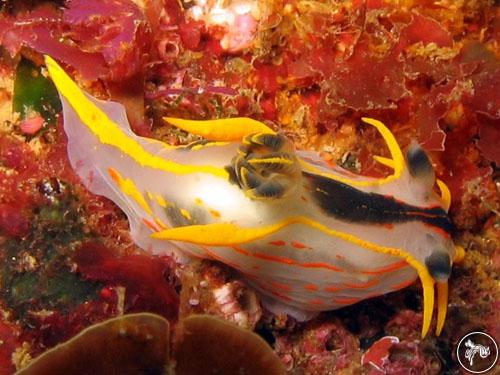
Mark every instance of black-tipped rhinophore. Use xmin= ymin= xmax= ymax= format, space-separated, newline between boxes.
xmin=406 ymin=143 xmax=433 ymax=178
xmin=425 ymin=251 xmax=451 ymax=282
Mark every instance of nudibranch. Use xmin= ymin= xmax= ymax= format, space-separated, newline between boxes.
xmin=45 ymin=55 xmax=462 ymax=338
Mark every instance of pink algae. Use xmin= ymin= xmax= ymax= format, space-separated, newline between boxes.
xmin=19 ymin=115 xmax=44 ymax=135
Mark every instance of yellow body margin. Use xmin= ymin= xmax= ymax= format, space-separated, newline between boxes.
xmin=152 ymin=215 xmax=435 ymax=338
xmin=44 ymin=55 xmax=229 ymax=179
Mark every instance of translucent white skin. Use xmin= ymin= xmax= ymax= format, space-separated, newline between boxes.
xmin=61 ymin=92 xmax=456 ymax=320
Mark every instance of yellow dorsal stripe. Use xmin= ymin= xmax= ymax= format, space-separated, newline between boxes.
xmin=152 ymin=215 xmax=435 ymax=337
xmin=300 ymin=118 xmax=405 ymax=187
xmin=44 ymin=55 xmax=228 ymax=179
xmin=435 ymin=281 xmax=448 ymax=336
xmin=164 ymin=117 xmax=275 ymax=141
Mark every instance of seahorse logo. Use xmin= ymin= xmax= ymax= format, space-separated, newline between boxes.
xmin=457 ymin=332 xmax=498 ymax=374
xmin=464 ymin=339 xmax=491 ymax=366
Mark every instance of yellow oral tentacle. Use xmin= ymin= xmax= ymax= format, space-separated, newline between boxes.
xmin=418 ymin=271 xmax=435 ymax=338
xmin=435 ymin=281 xmax=449 ymax=336
xmin=454 ymin=245 xmax=465 ymax=263
xmin=436 ymin=179 xmax=451 ymax=212
xmin=164 ymin=117 xmax=275 ymax=141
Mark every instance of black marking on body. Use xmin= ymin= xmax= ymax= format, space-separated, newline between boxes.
xmin=304 ymin=172 xmax=453 ymax=234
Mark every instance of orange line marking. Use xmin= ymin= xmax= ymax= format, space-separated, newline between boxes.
xmin=269 ymin=240 xmax=286 ymax=246
xmin=308 ymin=298 xmax=324 ymax=306
xmin=270 ymin=281 xmax=292 ymax=291
xmin=304 ymin=284 xmax=319 ymax=291
xmin=391 ymin=278 xmax=416 ymax=291
xmin=231 ymin=245 xmax=251 ymax=256
xmin=332 ymin=297 xmax=360 ymax=305
xmin=343 ymin=279 xmax=379 ymax=289
xmin=143 ymin=218 xmax=160 ymax=232
xmin=360 ymin=260 xmax=407 ymax=275
xmin=108 ymin=167 xmax=120 ymax=183
xmin=291 ymin=241 xmax=310 ymax=250
xmin=302 ymin=262 xmax=343 ymax=272
xmin=253 ymin=252 xmax=295 ymax=265
xmin=271 ymin=291 xmax=292 ymax=301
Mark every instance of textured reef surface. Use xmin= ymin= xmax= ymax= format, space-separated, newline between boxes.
xmin=0 ymin=0 xmax=498 ymax=374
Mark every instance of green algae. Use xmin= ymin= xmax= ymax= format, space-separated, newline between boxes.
xmin=0 ymin=181 xmax=100 ymax=317
xmin=13 ymin=58 xmax=62 ymax=127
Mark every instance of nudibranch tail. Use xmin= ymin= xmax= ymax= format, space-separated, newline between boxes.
xmin=164 ymin=117 xmax=275 ymax=141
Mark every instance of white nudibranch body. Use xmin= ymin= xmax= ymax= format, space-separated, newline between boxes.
xmin=45 ymin=55 xmax=460 ymax=338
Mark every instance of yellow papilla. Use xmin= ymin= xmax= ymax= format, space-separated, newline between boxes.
xmin=164 ymin=117 xmax=275 ymax=141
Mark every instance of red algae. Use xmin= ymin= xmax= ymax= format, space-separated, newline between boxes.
xmin=274 ymin=318 xmax=360 ymax=373
xmin=0 ymin=318 xmax=23 ymax=375
xmin=74 ymin=242 xmax=179 ymax=320
xmin=0 ymin=0 xmax=151 ymax=81
xmin=361 ymin=336 xmax=399 ymax=373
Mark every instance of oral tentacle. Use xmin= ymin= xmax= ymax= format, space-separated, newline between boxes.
xmin=436 ymin=281 xmax=449 ymax=336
